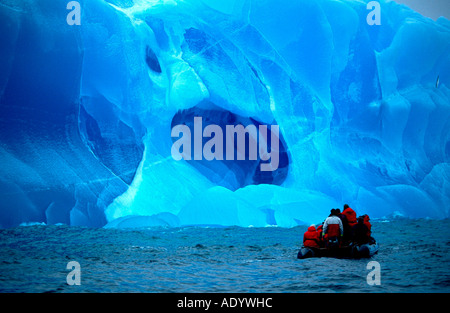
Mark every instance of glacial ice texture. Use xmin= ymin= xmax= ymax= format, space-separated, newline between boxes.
xmin=0 ymin=0 xmax=449 ymax=228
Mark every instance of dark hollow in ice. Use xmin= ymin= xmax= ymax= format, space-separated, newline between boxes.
xmin=171 ymin=101 xmax=290 ymax=191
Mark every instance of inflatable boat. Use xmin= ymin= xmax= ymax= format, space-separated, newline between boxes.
xmin=297 ymin=240 xmax=379 ymax=259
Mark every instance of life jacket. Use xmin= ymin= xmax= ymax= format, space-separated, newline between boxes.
xmin=342 ymin=207 xmax=357 ymax=227
xmin=303 ymin=225 xmax=320 ymax=248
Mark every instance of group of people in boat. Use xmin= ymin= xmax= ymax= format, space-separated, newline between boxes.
xmin=302 ymin=204 xmax=373 ymax=249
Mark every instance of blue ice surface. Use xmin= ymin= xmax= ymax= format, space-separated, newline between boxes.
xmin=0 ymin=0 xmax=449 ymax=228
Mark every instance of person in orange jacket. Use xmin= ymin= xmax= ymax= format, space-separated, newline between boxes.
xmin=316 ymin=223 xmax=325 ymax=247
xmin=362 ymin=214 xmax=372 ymax=237
xmin=351 ymin=217 xmax=371 ymax=245
xmin=303 ymin=224 xmax=321 ymax=249
xmin=342 ymin=204 xmax=357 ymax=227
xmin=322 ymin=209 xmax=344 ymax=248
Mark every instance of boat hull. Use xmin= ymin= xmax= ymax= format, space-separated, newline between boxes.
xmin=297 ymin=242 xmax=379 ymax=259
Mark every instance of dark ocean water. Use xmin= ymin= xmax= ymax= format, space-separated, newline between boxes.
xmin=0 ymin=218 xmax=449 ymax=293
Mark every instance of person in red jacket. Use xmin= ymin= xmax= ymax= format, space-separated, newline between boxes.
xmin=322 ymin=209 xmax=344 ymax=248
xmin=303 ymin=224 xmax=321 ymax=249
xmin=351 ymin=217 xmax=371 ymax=245
xmin=342 ymin=204 xmax=357 ymax=227
xmin=362 ymin=214 xmax=372 ymax=237
xmin=316 ymin=223 xmax=324 ymax=247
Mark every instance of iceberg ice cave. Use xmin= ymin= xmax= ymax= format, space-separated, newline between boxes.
xmin=0 ymin=0 xmax=449 ymax=228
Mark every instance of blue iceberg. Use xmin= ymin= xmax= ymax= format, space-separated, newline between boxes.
xmin=0 ymin=0 xmax=449 ymax=228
